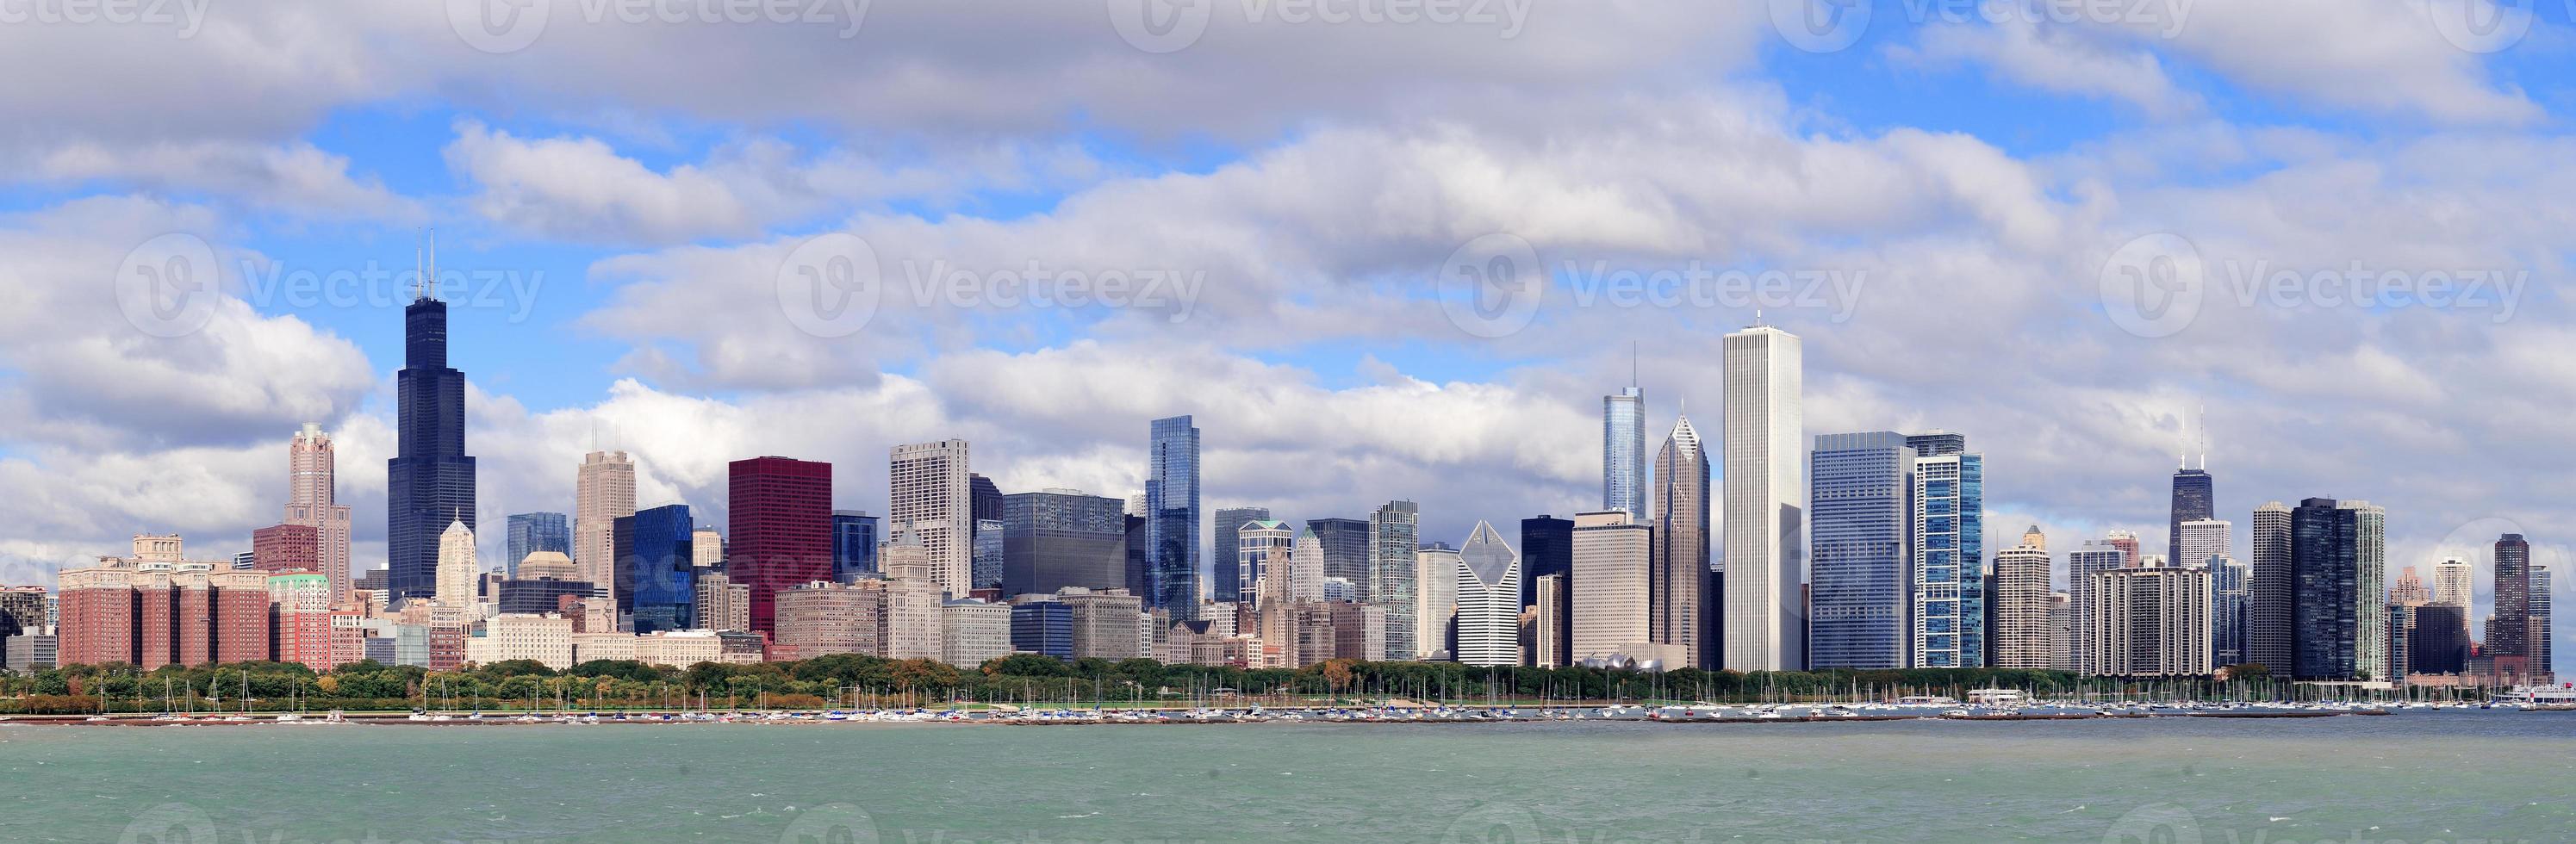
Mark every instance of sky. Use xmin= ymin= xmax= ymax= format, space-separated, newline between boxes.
xmin=3 ymin=0 xmax=2573 ymax=655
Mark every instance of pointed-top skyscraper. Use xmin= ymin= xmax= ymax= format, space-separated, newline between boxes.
xmin=389 ymin=235 xmax=476 ymax=600
xmin=1652 ymin=413 xmax=1710 ymax=667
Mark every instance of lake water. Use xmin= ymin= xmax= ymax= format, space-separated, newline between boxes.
xmin=6 ymin=712 xmax=2572 ymax=843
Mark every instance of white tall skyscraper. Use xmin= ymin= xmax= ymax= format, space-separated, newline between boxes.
xmin=2435 ymin=555 xmax=2473 ymax=608
xmin=1416 ymin=544 xmax=1460 ymax=661
xmin=1992 ymin=526 xmax=2053 ymax=670
xmin=1453 ymin=522 xmax=1521 ymax=667
xmin=889 ymin=440 xmax=974 ymax=598
xmin=285 ymin=422 xmax=354 ymax=604
xmin=1722 ymin=325 xmax=1804 ymax=671
xmin=575 ymin=450 xmax=637 ymax=601
xmin=1571 ymin=510 xmax=1652 ymax=661
xmin=2177 ymin=518 xmax=2231 ymax=569
xmin=436 ymin=518 xmax=478 ymax=607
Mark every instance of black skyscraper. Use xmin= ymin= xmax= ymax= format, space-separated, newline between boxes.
xmin=388 ymin=273 xmax=476 ymax=600
xmin=2168 ymin=409 xmax=2213 ymax=566
xmin=2291 ymin=498 xmax=2360 ymax=680
xmin=1520 ymin=515 xmax=1574 ymax=665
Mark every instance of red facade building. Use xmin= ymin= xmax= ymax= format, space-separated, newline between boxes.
xmin=727 ymin=456 xmax=833 ymax=635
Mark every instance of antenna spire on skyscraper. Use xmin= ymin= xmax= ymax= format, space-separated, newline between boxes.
xmin=2198 ymin=400 xmax=2208 ymax=470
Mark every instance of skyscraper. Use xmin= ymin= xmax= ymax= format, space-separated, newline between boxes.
xmin=729 ymin=456 xmax=833 ymax=634
xmin=2168 ymin=410 xmax=2213 ymax=567
xmin=1416 ymin=543 xmax=1459 ymax=661
xmin=1571 ymin=510 xmax=1652 ymax=661
xmin=614 ymin=504 xmax=697 ymax=634
xmin=1722 ymin=325 xmax=1804 ymax=672
xmin=435 ymin=518 xmax=478 ymax=606
xmin=1518 ymin=515 xmax=1573 ymax=659
xmin=1368 ymin=500 xmax=1421 ymax=662
xmin=2174 ymin=519 xmax=2228 ymax=569
xmin=2206 ymin=552 xmax=2247 ymax=667
xmin=575 ymin=450 xmax=637 ymax=605
xmin=2434 ymin=555 xmax=2474 ymax=608
xmin=831 ymin=511 xmax=880 ymax=582
xmin=1808 ymin=431 xmax=1912 ymax=670
xmin=2090 ymin=561 xmax=2213 ymax=679
xmin=2492 ymin=533 xmax=2533 ymax=680
xmin=1306 ymin=518 xmax=1372 ymax=600
xmin=1001 ymin=489 xmax=1128 ymax=597
xmin=1210 ymin=506 xmax=1270 ymax=604
xmin=2289 ymin=498 xmax=2386 ymax=681
xmin=692 ymin=528 xmax=723 ymax=569
xmin=889 ymin=440 xmax=973 ymax=598
xmin=2247 ymin=501 xmax=2294 ymax=672
xmin=1453 ymin=522 xmax=1521 ymax=667
xmin=1993 ymin=526 xmax=2052 ymax=669
xmin=1236 ymin=519 xmax=1296 ymax=609
xmin=1907 ymin=431 xmax=1982 ymax=668
xmin=506 ymin=512 xmax=571 ymax=580
xmin=1603 ymin=382 xmax=1646 ymax=518
xmin=1146 ymin=416 xmax=1202 ymax=621
xmin=284 ymin=423 xmax=354 ymax=603
xmin=1650 ymin=414 xmax=1710 ymax=667
xmin=2532 ymin=565 xmax=2553 ymax=681
xmin=388 ymin=253 xmax=476 ymax=601
xmin=2067 ymin=538 xmax=2128 ymax=676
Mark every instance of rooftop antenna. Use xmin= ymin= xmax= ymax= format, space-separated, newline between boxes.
xmin=413 ymin=233 xmax=424 ymax=301
xmin=2178 ymin=407 xmax=2187 ymax=470
xmin=2198 ymin=400 xmax=2208 ymax=471
xmin=1630 ymin=340 xmax=1638 ymax=388
xmin=426 ymin=228 xmax=438 ymax=301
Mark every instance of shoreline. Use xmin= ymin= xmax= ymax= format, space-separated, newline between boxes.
xmin=0 ymin=706 xmax=2472 ymax=728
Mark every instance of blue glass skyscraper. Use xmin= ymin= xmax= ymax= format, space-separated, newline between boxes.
xmin=506 ymin=512 xmax=569 ymax=579
xmin=613 ymin=504 xmax=696 ymax=634
xmin=831 ymin=510 xmax=879 ymax=582
xmin=1908 ymin=432 xmax=1982 ymax=668
xmin=1808 ymin=431 xmax=1912 ymax=670
xmin=1146 ymin=416 xmax=1201 ymax=620
xmin=389 ymin=272 xmax=476 ymax=601
xmin=1602 ymin=384 xmax=1646 ymax=518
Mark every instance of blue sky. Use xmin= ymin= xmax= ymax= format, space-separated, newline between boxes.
xmin=3 ymin=1 xmax=2575 ymax=655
